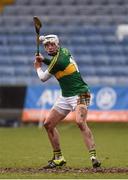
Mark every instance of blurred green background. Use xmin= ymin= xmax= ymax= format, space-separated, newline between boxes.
xmin=0 ymin=122 xmax=128 ymax=178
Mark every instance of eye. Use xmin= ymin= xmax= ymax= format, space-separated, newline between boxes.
xmin=50 ymin=43 xmax=55 ymax=46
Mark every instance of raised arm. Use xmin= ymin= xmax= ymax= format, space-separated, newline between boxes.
xmin=34 ymin=54 xmax=52 ymax=82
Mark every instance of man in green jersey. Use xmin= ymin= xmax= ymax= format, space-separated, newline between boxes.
xmin=34 ymin=34 xmax=101 ymax=169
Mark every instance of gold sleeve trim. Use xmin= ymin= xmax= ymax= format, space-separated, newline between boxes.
xmin=55 ymin=63 xmax=77 ymax=79
xmin=48 ymin=51 xmax=59 ymax=72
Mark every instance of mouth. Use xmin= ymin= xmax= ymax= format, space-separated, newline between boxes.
xmin=49 ymin=50 xmax=54 ymax=53
xmin=48 ymin=51 xmax=57 ymax=56
xmin=48 ymin=49 xmax=57 ymax=54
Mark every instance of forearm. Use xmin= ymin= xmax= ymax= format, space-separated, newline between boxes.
xmin=37 ymin=68 xmax=52 ymax=82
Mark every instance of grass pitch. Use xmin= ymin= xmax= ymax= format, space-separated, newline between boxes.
xmin=0 ymin=122 xmax=128 ymax=178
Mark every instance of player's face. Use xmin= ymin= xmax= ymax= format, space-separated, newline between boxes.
xmin=44 ymin=42 xmax=59 ymax=56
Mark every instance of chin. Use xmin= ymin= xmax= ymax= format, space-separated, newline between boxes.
xmin=48 ymin=52 xmax=57 ymax=56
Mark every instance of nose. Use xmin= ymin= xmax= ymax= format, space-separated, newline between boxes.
xmin=48 ymin=44 xmax=53 ymax=49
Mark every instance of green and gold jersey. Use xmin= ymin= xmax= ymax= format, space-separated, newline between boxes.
xmin=43 ymin=47 xmax=90 ymax=97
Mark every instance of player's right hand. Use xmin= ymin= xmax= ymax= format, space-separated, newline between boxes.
xmin=34 ymin=54 xmax=43 ymax=69
xmin=34 ymin=59 xmax=42 ymax=69
xmin=35 ymin=53 xmax=44 ymax=62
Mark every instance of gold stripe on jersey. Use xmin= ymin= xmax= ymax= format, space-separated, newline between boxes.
xmin=48 ymin=51 xmax=59 ymax=72
xmin=55 ymin=63 xmax=77 ymax=79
